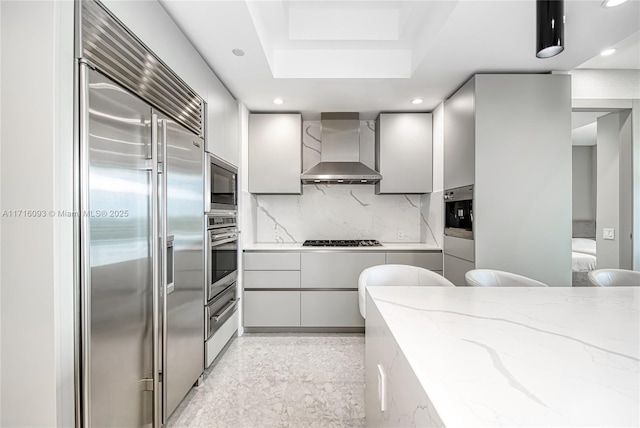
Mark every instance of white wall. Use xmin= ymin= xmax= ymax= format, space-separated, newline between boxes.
xmin=597 ymin=113 xmax=622 ymax=268
xmin=572 ymin=146 xmax=596 ymax=221
xmin=0 ymin=1 xmax=74 ymax=426
xmin=474 ymin=74 xmax=573 ymax=286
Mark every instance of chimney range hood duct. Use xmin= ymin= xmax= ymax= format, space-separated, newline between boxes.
xmin=301 ymin=113 xmax=382 ymax=184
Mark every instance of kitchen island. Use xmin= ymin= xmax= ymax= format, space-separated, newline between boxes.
xmin=365 ymin=286 xmax=639 ymax=427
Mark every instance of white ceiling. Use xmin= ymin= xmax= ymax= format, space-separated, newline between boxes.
xmin=159 ymin=0 xmax=640 ymax=119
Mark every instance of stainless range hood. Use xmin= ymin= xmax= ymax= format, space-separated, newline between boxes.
xmin=301 ymin=113 xmax=382 ymax=184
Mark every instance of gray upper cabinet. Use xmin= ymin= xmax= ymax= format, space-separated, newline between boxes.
xmin=249 ymin=114 xmax=302 ymax=194
xmin=444 ymin=77 xmax=475 ymax=190
xmin=375 ymin=113 xmax=433 ymax=194
xmin=205 ymin=74 xmax=225 ymax=159
xmin=205 ymin=74 xmax=239 ymax=166
xmin=224 ymin=91 xmax=239 ymax=167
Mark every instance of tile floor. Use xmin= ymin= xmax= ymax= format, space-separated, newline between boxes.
xmin=167 ymin=334 xmax=366 ymax=428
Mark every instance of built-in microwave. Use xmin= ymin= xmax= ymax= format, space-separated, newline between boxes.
xmin=444 ymin=185 xmax=473 ymax=240
xmin=206 ymin=153 xmax=238 ymax=211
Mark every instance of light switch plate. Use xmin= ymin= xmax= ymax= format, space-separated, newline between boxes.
xmin=603 ymin=228 xmax=615 ymax=240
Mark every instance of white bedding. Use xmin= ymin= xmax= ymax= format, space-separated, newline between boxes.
xmin=572 ymin=238 xmax=597 ymax=256
xmin=572 ymin=251 xmax=597 ymax=272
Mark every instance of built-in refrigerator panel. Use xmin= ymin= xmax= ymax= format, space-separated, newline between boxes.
xmin=161 ymin=115 xmax=205 ymax=419
xmin=85 ymin=66 xmax=155 ymax=427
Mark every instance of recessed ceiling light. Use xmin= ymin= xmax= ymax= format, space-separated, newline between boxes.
xmin=600 ymin=48 xmax=617 ymax=56
xmin=411 ymin=98 xmax=424 ymax=105
xmin=273 ymin=98 xmax=284 ymax=105
xmin=602 ymin=0 xmax=629 ymax=7
xmin=232 ymin=48 xmax=245 ymax=57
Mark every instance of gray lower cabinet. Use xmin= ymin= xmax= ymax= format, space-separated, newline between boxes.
xmin=443 ymin=254 xmax=475 ymax=286
xmin=243 ymin=250 xmax=443 ymax=329
xmin=386 ymin=252 xmax=442 ymax=272
xmin=244 ymin=252 xmax=300 ymax=271
xmin=244 ymin=291 xmax=301 ymax=327
xmin=301 ymin=291 xmax=364 ymax=327
xmin=244 ymin=270 xmax=300 ymax=289
xmin=301 ymin=252 xmax=386 ymax=288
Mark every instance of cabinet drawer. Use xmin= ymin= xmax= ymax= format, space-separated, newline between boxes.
xmin=244 ymin=252 xmax=300 ymax=270
xmin=385 ymin=252 xmax=443 ymax=270
xmin=244 ymin=271 xmax=300 ymax=289
xmin=300 ymin=291 xmax=364 ymax=327
xmin=443 ymin=254 xmax=475 ymax=287
xmin=243 ymin=291 xmax=300 ymax=327
xmin=444 ymin=236 xmax=474 ymax=262
xmin=301 ymin=252 xmax=385 ymax=288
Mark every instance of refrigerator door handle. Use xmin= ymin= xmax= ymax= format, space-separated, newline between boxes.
xmin=166 ymin=235 xmax=175 ymax=295
xmin=151 ymin=113 xmax=161 ymax=428
xmin=159 ymin=117 xmax=169 ymax=424
xmin=78 ymin=63 xmax=92 ymax=428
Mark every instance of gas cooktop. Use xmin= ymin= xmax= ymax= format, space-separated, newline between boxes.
xmin=302 ymin=239 xmax=382 ymax=247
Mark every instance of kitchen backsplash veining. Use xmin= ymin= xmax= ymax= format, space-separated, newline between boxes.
xmin=256 ymin=185 xmax=422 ymax=242
xmin=249 ymin=120 xmax=439 ymax=244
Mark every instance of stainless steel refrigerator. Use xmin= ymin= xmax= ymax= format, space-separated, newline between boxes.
xmin=78 ymin=63 xmax=204 ymax=426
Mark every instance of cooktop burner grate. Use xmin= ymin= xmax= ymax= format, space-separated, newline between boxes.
xmin=302 ymin=239 xmax=382 ymax=247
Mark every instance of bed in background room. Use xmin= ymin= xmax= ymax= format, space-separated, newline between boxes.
xmin=572 ymin=221 xmax=597 ymax=286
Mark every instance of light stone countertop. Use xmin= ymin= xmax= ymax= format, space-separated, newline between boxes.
xmin=367 ymin=286 xmax=640 ymax=427
xmin=242 ymin=242 xmax=442 ymax=252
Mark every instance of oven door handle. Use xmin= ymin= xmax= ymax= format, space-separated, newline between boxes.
xmin=210 ymin=235 xmax=239 ymax=247
xmin=211 ymin=298 xmax=240 ymax=322
xmin=211 ymin=231 xmax=238 ymax=240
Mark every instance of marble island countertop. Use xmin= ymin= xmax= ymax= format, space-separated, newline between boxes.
xmin=367 ymin=286 xmax=640 ymax=427
xmin=242 ymin=242 xmax=442 ymax=251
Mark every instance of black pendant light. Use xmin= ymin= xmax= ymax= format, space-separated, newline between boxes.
xmin=536 ymin=0 xmax=565 ymax=58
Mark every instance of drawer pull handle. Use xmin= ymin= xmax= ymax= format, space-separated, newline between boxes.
xmin=212 ymin=298 xmax=239 ymax=322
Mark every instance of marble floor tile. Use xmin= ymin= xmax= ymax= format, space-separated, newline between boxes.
xmin=167 ymin=333 xmax=365 ymax=428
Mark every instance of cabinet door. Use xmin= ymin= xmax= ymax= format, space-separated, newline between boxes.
xmin=205 ymin=74 xmax=226 ymax=158
xmin=301 ymin=252 xmax=385 ymax=288
xmin=249 ymin=114 xmax=302 ymax=194
xmin=224 ymin=92 xmax=239 ymax=166
xmin=244 ymin=252 xmax=300 ymax=270
xmin=376 ymin=113 xmax=433 ymax=194
xmin=244 ymin=271 xmax=300 ymax=289
xmin=244 ymin=291 xmax=300 ymax=327
xmin=301 ymin=291 xmax=364 ymax=327
xmin=443 ymin=254 xmax=475 ymax=286
xmin=386 ymin=252 xmax=442 ymax=271
xmin=444 ymin=77 xmax=475 ymax=190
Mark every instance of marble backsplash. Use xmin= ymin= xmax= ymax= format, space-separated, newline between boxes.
xmin=252 ymin=120 xmax=440 ymax=245
xmin=255 ymin=185 xmax=421 ymax=243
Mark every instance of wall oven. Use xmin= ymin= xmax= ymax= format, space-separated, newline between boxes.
xmin=444 ymin=185 xmax=473 ymax=240
xmin=206 ymin=153 xmax=238 ymax=211
xmin=206 ymin=210 xmax=239 ymax=302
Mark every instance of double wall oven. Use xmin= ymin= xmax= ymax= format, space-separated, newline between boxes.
xmin=205 ymin=154 xmax=239 ymax=343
